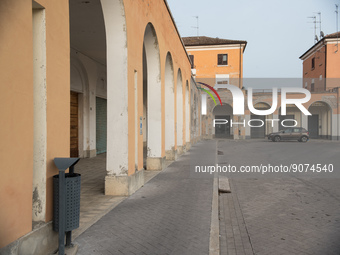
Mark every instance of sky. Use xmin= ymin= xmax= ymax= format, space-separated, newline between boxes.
xmin=167 ymin=0 xmax=339 ymax=79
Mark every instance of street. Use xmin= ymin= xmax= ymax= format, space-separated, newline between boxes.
xmin=74 ymin=139 xmax=340 ymax=255
xmin=218 ymin=139 xmax=340 ymax=255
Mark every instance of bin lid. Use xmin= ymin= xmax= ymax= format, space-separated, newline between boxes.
xmin=54 ymin=158 xmax=80 ymax=171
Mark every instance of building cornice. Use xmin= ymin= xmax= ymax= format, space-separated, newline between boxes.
xmin=300 ymin=37 xmax=338 ymax=60
xmin=185 ymin=44 xmax=246 ymax=52
xmin=163 ymin=0 xmax=192 ymax=67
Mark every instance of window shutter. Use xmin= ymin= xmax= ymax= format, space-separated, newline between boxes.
xmin=218 ymin=54 xmax=222 ymax=65
xmin=189 ymin=55 xmax=195 ymax=68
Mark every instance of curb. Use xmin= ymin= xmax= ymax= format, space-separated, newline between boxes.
xmin=209 ymin=176 xmax=220 ymax=255
xmin=219 ymin=177 xmax=231 ymax=193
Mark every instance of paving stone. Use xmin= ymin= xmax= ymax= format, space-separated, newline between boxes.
xmin=218 ymin=139 xmax=340 ymax=255
xmin=75 ymin=141 xmax=217 ymax=254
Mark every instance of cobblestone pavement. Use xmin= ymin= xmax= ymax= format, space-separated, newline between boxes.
xmin=219 ymin=193 xmax=253 ymax=255
xmin=75 ymin=140 xmax=216 ymax=255
xmin=218 ymin=139 xmax=340 ymax=255
xmin=74 ymin=153 xmax=125 ymax=238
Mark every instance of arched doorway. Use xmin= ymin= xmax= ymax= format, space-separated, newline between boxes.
xmin=143 ymin=23 xmax=162 ymax=169
xmin=213 ymin=104 xmax=233 ymax=138
xmin=70 ymin=0 xmax=112 ymax=159
xmin=176 ymin=69 xmax=184 ymax=153
xmin=165 ymin=53 xmax=175 ymax=160
xmin=308 ymin=101 xmax=332 ymax=139
xmin=279 ymin=105 xmax=301 ymax=131
xmin=68 ymin=0 xmax=128 ymax=228
xmin=185 ymin=81 xmax=190 ymax=146
xmin=250 ymin=102 xmax=273 ymax=138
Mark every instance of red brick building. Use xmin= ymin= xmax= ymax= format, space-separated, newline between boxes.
xmin=300 ymin=32 xmax=340 ymax=92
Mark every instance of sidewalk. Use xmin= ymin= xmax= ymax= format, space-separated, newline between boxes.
xmin=74 ymin=140 xmax=217 ymax=255
xmin=217 ymin=139 xmax=340 ymax=255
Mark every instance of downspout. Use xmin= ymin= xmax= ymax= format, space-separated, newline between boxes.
xmin=239 ymin=44 xmax=242 ymax=89
xmin=336 ymin=87 xmax=340 ymax=140
xmin=324 ymin=41 xmax=327 ymax=90
xmin=239 ymin=44 xmax=242 ymax=138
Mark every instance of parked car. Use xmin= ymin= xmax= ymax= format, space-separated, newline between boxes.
xmin=267 ymin=127 xmax=309 ymax=142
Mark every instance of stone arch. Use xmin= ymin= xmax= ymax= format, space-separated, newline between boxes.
xmin=250 ymin=102 xmax=273 ymax=138
xmin=308 ymin=101 xmax=332 ymax=139
xmin=164 ymin=52 xmax=175 ymax=160
xmin=278 ymin=104 xmax=302 ymax=131
xmin=185 ymin=80 xmax=190 ymax=145
xmin=213 ymin=104 xmax=233 ymax=138
xmin=70 ymin=0 xmax=109 ymax=159
xmin=176 ymin=69 xmax=184 ymax=154
xmin=143 ymin=22 xmax=162 ymax=169
xmin=194 ymin=92 xmax=198 ymax=139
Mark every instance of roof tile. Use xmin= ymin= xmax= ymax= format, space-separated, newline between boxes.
xmin=182 ymin=36 xmax=247 ymax=46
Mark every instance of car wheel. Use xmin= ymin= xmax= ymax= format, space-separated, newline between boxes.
xmin=300 ymin=136 xmax=308 ymax=143
xmin=273 ymin=136 xmax=281 ymax=142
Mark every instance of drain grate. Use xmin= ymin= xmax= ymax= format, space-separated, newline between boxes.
xmin=217 ymin=150 xmax=224 ymax=155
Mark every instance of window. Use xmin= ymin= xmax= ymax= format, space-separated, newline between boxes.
xmin=189 ymin=55 xmax=195 ymax=69
xmin=218 ymin=54 xmax=228 ymax=65
xmin=311 ymin=57 xmax=315 ymax=70
xmin=217 ymin=80 xmax=228 ymax=84
xmin=311 ymin=78 xmax=315 ymax=92
xmin=215 ymin=74 xmax=229 ymax=85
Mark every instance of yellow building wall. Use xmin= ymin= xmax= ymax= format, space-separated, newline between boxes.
xmin=123 ymin=0 xmax=191 ymax=174
xmin=0 ymin=0 xmax=191 ymax=247
xmin=326 ymin=43 xmax=340 ymax=80
xmin=0 ymin=0 xmax=34 ymax=248
xmin=0 ymin=0 xmax=70 ymax=247
xmin=187 ymin=47 xmax=244 ymax=88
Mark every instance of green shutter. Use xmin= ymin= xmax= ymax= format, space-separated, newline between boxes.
xmin=96 ymin=97 xmax=107 ymax=154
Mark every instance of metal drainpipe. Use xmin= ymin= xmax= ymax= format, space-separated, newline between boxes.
xmin=324 ymin=41 xmax=327 ymax=90
xmin=239 ymin=44 xmax=242 ymax=137
xmin=239 ymin=44 xmax=242 ymax=89
xmin=336 ymin=87 xmax=340 ymax=140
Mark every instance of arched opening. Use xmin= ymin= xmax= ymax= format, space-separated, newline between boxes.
xmin=213 ymin=104 xmax=233 ymax=138
xmin=279 ymin=105 xmax=301 ymax=131
xmin=308 ymin=101 xmax=332 ymax=139
xmin=143 ymin=23 xmax=162 ymax=169
xmin=143 ymin=47 xmax=148 ymax=168
xmin=176 ymin=69 xmax=184 ymax=153
xmin=68 ymin=0 xmax=124 ymax=230
xmin=190 ymin=84 xmax=198 ymax=142
xmin=250 ymin=102 xmax=273 ymax=138
xmin=185 ymin=81 xmax=190 ymax=145
xmin=68 ymin=0 xmax=129 ymax=218
xmin=194 ymin=93 xmax=198 ymax=140
xmin=69 ymin=0 xmax=107 ymax=158
xmin=164 ymin=53 xmax=175 ymax=160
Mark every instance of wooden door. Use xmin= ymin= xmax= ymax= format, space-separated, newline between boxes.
xmin=70 ymin=91 xmax=79 ymax=157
